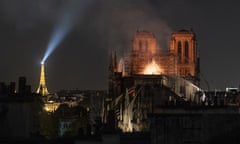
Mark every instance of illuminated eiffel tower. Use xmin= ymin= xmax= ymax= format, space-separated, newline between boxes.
xmin=36 ymin=64 xmax=49 ymax=96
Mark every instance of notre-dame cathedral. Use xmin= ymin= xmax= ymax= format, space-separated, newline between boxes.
xmin=107 ymin=29 xmax=200 ymax=132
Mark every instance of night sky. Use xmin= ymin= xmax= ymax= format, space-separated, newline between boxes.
xmin=1 ymin=0 xmax=240 ymax=92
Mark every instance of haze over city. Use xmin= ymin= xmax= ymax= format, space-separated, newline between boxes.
xmin=1 ymin=0 xmax=240 ymax=92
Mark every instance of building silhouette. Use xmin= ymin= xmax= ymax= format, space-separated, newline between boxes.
xmin=0 ymin=77 xmax=42 ymax=140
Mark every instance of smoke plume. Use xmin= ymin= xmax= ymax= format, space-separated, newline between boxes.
xmin=88 ymin=0 xmax=172 ymax=56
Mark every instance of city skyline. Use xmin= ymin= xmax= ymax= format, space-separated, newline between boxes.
xmin=1 ymin=0 xmax=240 ymax=92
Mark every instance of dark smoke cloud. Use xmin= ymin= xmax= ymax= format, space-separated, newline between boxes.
xmin=88 ymin=0 xmax=172 ymax=56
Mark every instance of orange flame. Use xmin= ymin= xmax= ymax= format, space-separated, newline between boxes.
xmin=143 ymin=60 xmax=162 ymax=75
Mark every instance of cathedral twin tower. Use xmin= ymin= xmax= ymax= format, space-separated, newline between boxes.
xmin=170 ymin=29 xmax=199 ymax=80
xmin=112 ymin=29 xmax=199 ymax=84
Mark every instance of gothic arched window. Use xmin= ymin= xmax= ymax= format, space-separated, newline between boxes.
xmin=139 ymin=40 xmax=142 ymax=51
xmin=185 ymin=41 xmax=189 ymax=58
xmin=145 ymin=40 xmax=148 ymax=52
xmin=184 ymin=41 xmax=189 ymax=63
xmin=178 ymin=41 xmax=182 ymax=62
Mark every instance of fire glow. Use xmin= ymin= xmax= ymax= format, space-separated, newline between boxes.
xmin=143 ymin=60 xmax=162 ymax=75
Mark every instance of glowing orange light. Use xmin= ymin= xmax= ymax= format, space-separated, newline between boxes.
xmin=143 ymin=60 xmax=162 ymax=75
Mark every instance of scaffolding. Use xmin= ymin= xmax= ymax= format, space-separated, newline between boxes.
xmin=121 ymin=50 xmax=178 ymax=77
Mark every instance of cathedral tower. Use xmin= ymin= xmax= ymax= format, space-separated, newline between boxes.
xmin=170 ymin=29 xmax=200 ymax=83
xmin=131 ymin=31 xmax=159 ymax=74
xmin=132 ymin=31 xmax=158 ymax=55
xmin=36 ymin=64 xmax=49 ymax=96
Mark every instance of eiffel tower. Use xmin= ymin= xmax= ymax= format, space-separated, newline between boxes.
xmin=36 ymin=64 xmax=49 ymax=96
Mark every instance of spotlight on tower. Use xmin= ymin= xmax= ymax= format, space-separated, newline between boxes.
xmin=41 ymin=26 xmax=69 ymax=64
xmin=36 ymin=63 xmax=49 ymax=96
xmin=40 ymin=1 xmax=92 ymax=64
